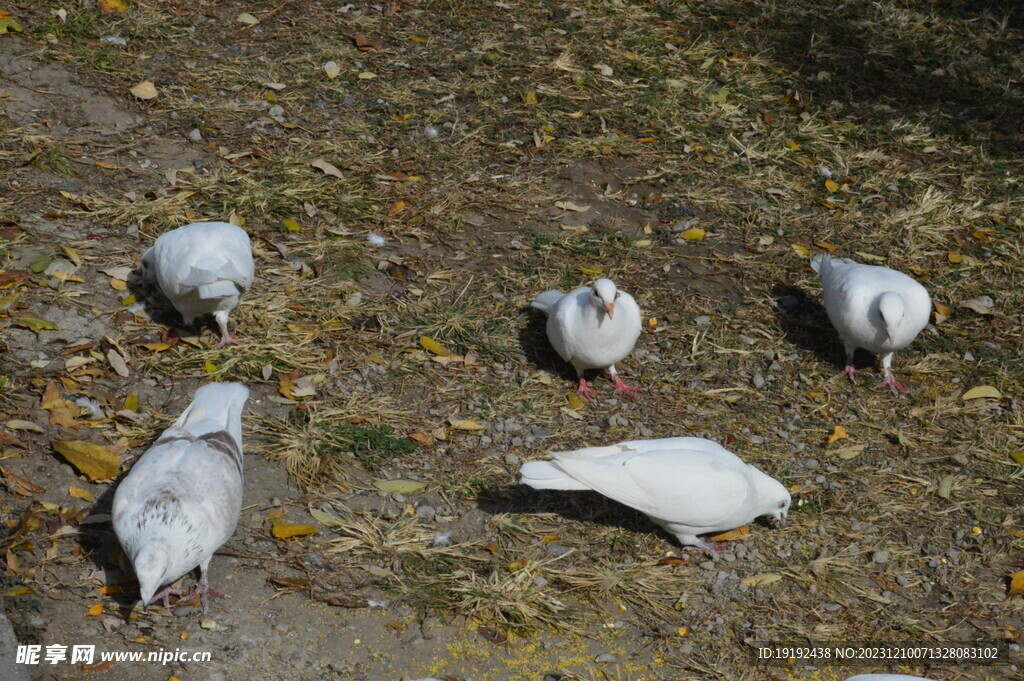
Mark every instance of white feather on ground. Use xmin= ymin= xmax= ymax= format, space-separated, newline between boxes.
xmin=530 ymin=278 xmax=642 ymax=399
xmin=811 ymin=253 xmax=930 ymax=394
xmin=112 ymin=382 xmax=249 ymax=611
xmin=520 ymin=437 xmax=790 ymax=552
xmin=141 ymin=221 xmax=254 ymax=346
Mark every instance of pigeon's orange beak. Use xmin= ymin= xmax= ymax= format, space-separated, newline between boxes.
xmin=604 ymin=302 xmax=614 ymax=318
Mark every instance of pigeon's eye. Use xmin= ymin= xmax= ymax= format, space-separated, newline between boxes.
xmin=778 ymin=501 xmax=785 ymax=509
xmin=614 ymin=292 xmax=621 ymax=300
xmin=593 ymin=290 xmax=600 ymax=297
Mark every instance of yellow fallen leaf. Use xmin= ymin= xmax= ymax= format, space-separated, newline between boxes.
xmin=419 ymin=336 xmax=451 ymax=357
xmin=962 ymin=386 xmax=1001 ymax=400
xmin=567 ymin=393 xmax=584 ymax=410
xmin=61 ymin=244 xmax=82 ymax=266
xmin=237 ymin=12 xmax=259 ymax=25
xmin=142 ymin=343 xmax=171 ymax=352
xmin=110 ymin=278 xmax=127 ymax=291
xmin=523 ymin=91 xmax=537 ymax=105
xmin=86 ymin=603 xmax=103 ymax=617
xmin=282 ymin=219 xmax=301 ymax=232
xmin=271 ymin=522 xmax=318 ymax=539
xmin=633 ymin=239 xmax=652 ymax=248
xmin=933 ymin=302 xmax=952 ymax=317
xmin=677 ymin=627 xmax=688 ymax=637
xmin=680 ymin=228 xmax=705 ymax=241
xmin=99 ymin=0 xmax=129 ymax=14
xmin=357 ymin=72 xmax=376 ymax=80
xmin=701 ymin=152 xmax=715 ymax=164
xmin=824 ymin=178 xmax=839 ymax=192
xmin=69 ymin=486 xmax=96 ymax=503
xmin=204 ymin=360 xmax=217 ymax=374
xmin=1009 ymin=570 xmax=1024 ymax=597
xmin=505 ymin=559 xmax=528 ymax=572
xmin=448 ymin=418 xmax=484 ymax=431
xmin=98 ymin=585 xmax=123 ymax=595
xmin=123 ymin=391 xmax=139 ymax=412
xmin=741 ymin=573 xmax=782 ymax=587
xmin=52 ymin=440 xmax=121 ymax=482
xmin=784 ymin=140 xmax=800 ymax=150
xmin=947 ymin=252 xmax=963 ymax=264
xmin=828 ymin=425 xmax=847 ymax=445
xmin=578 ymin=266 xmax=603 ymax=277
xmin=791 ymin=244 xmax=810 ymax=257
xmin=708 ymin=526 xmax=750 ymax=542
xmin=129 ymin=80 xmax=158 ymax=100
xmin=972 ymin=230 xmax=991 ymax=243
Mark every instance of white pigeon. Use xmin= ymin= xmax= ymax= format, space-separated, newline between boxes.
xmin=113 ymin=382 xmax=249 ymax=611
xmin=811 ymin=253 xmax=930 ymax=395
xmin=531 ymin=278 xmax=642 ymax=399
xmin=141 ymin=221 xmax=254 ymax=346
xmin=846 ymin=676 xmax=934 ymax=681
xmin=520 ymin=437 xmax=790 ymax=553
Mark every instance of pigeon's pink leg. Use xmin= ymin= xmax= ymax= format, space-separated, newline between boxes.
xmin=834 ymin=365 xmax=872 ymax=382
xmin=875 ymin=370 xmax=909 ymax=395
xmin=684 ymin=541 xmax=726 ymax=555
xmin=575 ymin=376 xmax=600 ymax=402
xmin=609 ymin=365 xmax=641 ymax=398
xmin=215 ymin=314 xmax=250 ymax=347
xmin=833 ymin=348 xmax=871 ymax=383
xmin=150 ymin=585 xmax=188 ymax=610
xmin=185 ymin=567 xmax=228 ymax=612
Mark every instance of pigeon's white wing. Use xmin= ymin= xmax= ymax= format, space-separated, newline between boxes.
xmin=552 ymin=447 xmax=754 ymax=526
xmin=545 ymin=287 xmax=590 ymax=363
xmin=612 ymin=437 xmax=745 ymax=466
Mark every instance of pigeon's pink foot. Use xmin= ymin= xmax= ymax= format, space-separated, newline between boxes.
xmin=611 ymin=374 xmax=641 ymax=399
xmin=185 ymin=576 xmax=228 ymax=613
xmin=575 ymin=377 xmax=600 ymax=402
xmin=685 ymin=541 xmax=726 ymax=555
xmin=216 ymin=332 xmax=251 ymax=347
xmin=875 ymin=371 xmax=909 ymax=395
xmin=150 ymin=585 xmax=188 ymax=610
xmin=834 ymin=365 xmax=872 ymax=383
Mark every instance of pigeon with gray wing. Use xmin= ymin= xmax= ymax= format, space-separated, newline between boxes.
xmin=811 ymin=253 xmax=930 ymax=394
xmin=113 ymin=382 xmax=249 ymax=611
xmin=142 ymin=221 xmax=254 ymax=346
xmin=520 ymin=437 xmax=789 ymax=553
xmin=531 ymin=278 xmax=642 ymax=399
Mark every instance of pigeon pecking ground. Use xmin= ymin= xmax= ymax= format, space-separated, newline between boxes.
xmin=0 ymin=2 xmax=1022 ymax=681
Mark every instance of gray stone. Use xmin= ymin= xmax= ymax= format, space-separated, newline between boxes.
xmin=872 ymin=550 xmax=890 ymax=564
xmin=595 ymin=653 xmax=618 ymax=663
xmin=545 ymin=543 xmax=571 ymax=557
xmin=188 ymin=128 xmax=202 ymax=141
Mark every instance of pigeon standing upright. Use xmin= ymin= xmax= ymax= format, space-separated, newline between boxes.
xmin=531 ymin=278 xmax=642 ymax=399
xmin=113 ymin=382 xmax=249 ymax=611
xmin=811 ymin=253 xmax=930 ymax=394
xmin=520 ymin=437 xmax=790 ymax=553
xmin=141 ymin=221 xmax=254 ymax=346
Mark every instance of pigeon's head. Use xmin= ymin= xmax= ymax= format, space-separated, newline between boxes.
xmin=878 ymin=292 xmax=906 ymax=346
xmin=754 ymin=471 xmax=791 ymax=529
xmin=132 ymin=543 xmax=169 ymax=612
xmin=590 ymin=279 xmax=620 ymax=318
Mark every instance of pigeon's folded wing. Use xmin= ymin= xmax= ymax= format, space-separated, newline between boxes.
xmin=553 ymin=448 xmax=753 ymax=526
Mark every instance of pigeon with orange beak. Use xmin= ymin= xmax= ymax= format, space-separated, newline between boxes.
xmin=531 ymin=278 xmax=642 ymax=399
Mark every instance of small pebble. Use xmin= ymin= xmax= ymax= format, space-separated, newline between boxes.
xmin=594 ymin=653 xmax=618 ymax=664
xmin=872 ymin=550 xmax=890 ymax=564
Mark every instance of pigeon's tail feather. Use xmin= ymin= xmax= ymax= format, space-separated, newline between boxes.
xmin=531 ymin=290 xmax=564 ymax=314
xmin=552 ymin=444 xmax=633 ymax=460
xmin=810 ymin=253 xmax=830 ymax=274
xmin=198 ymin=280 xmax=241 ymax=300
xmin=519 ymin=460 xmax=590 ymax=491
xmin=182 ymin=257 xmax=246 ymax=288
xmin=173 ymin=382 xmax=249 ymax=446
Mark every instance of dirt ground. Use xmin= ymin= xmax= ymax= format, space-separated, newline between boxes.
xmin=1 ymin=1 xmax=1023 ymax=680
